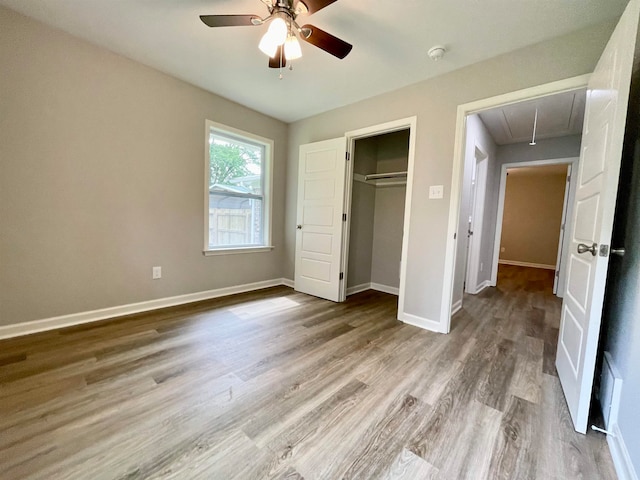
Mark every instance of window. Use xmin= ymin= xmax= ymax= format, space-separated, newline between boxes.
xmin=204 ymin=120 xmax=273 ymax=254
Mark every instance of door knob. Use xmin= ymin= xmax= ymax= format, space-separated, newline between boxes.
xmin=297 ymin=225 xmax=302 ymax=230
xmin=611 ymin=247 xmax=625 ymax=257
xmin=577 ymin=242 xmax=597 ymax=256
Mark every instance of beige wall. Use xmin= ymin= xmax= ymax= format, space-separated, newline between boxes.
xmin=0 ymin=7 xmax=288 ymax=326
xmin=500 ymin=168 xmax=568 ymax=266
xmin=286 ymin=21 xmax=615 ymax=324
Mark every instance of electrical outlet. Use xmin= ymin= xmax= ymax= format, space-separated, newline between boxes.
xmin=501 ymin=247 xmax=506 ymax=253
xmin=152 ymin=266 xmax=162 ymax=279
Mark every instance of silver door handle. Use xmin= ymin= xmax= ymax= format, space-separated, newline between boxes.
xmin=611 ymin=247 xmax=625 ymax=257
xmin=577 ymin=242 xmax=597 ymax=256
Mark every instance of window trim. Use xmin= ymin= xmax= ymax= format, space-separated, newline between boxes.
xmin=203 ymin=120 xmax=274 ymax=255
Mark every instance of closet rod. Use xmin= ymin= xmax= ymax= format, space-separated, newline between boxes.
xmin=364 ymin=171 xmax=408 ymax=181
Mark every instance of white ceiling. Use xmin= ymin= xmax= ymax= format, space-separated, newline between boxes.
xmin=0 ymin=0 xmax=627 ymax=123
xmin=479 ymin=89 xmax=587 ymax=145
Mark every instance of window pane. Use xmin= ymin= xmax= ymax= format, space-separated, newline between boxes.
xmin=209 ymin=132 xmax=264 ymax=195
xmin=207 ymin=126 xmax=267 ymax=250
xmin=208 ymin=194 xmax=263 ymax=248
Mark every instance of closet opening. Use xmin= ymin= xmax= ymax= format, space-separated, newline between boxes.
xmin=343 ymin=129 xmax=410 ymax=299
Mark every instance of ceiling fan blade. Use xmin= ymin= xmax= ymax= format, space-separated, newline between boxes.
xmin=199 ymin=15 xmax=259 ymax=27
xmin=300 ymin=24 xmax=352 ymax=59
xmin=298 ymin=0 xmax=339 ymax=14
xmin=268 ymin=46 xmax=287 ymax=68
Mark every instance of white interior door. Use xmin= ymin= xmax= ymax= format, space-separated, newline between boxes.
xmin=556 ymin=0 xmax=639 ymax=434
xmin=295 ymin=137 xmax=347 ymax=302
xmin=466 ymin=148 xmax=488 ymax=294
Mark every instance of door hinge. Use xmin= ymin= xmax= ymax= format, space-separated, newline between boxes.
xmin=567 ymin=174 xmax=571 ymax=183
xmin=346 ymin=152 xmax=350 ymax=161
xmin=555 ymin=270 xmax=559 ymax=277
xmin=561 ymin=223 xmax=565 ymax=231
xmin=342 ymin=213 xmax=347 ymax=222
xmin=454 ymin=233 xmax=457 ymax=240
xmin=339 ymin=272 xmax=344 ymax=280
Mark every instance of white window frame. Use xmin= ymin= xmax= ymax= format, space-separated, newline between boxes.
xmin=203 ymin=120 xmax=274 ymax=256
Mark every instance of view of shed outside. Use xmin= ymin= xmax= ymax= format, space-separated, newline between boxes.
xmin=500 ymin=166 xmax=568 ymax=267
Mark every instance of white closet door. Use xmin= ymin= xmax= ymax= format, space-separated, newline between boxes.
xmin=295 ymin=137 xmax=347 ymax=301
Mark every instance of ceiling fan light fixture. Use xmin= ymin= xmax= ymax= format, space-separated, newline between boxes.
xmin=267 ymin=16 xmax=288 ymax=45
xmin=259 ymin=32 xmax=279 ymax=57
xmin=284 ymin=35 xmax=302 ymax=60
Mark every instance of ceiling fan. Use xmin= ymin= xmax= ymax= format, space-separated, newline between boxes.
xmin=200 ymin=0 xmax=352 ymax=69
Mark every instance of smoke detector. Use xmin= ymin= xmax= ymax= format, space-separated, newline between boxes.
xmin=428 ymin=46 xmax=446 ymax=61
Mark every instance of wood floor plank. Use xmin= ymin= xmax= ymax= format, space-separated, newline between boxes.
xmin=385 ymin=448 xmax=439 ymax=479
xmin=0 ymin=268 xmax=617 ymax=480
xmin=509 ymin=335 xmax=544 ymax=404
xmin=487 ymin=395 xmax=539 ymax=480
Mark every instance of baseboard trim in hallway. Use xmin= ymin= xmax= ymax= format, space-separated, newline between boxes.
xmin=0 ymin=278 xmax=292 ymax=340
xmin=608 ymin=423 xmax=639 ymax=480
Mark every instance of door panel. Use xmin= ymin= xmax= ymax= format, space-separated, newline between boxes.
xmin=556 ymin=0 xmax=639 ymax=434
xmin=295 ymin=137 xmax=347 ymax=301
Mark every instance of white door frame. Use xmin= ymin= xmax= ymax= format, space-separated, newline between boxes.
xmin=490 ymin=157 xmax=579 ymax=294
xmin=341 ymin=117 xmax=417 ymax=318
xmin=442 ymin=74 xmax=590 ymax=333
xmin=553 ymin=164 xmax=572 ymax=296
xmin=465 ymin=145 xmax=489 ymax=294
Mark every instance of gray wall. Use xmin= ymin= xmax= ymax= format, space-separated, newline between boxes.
xmin=371 ymin=131 xmax=409 ymax=289
xmin=453 ymin=114 xmax=497 ymax=306
xmin=347 ymin=138 xmax=376 ymax=288
xmin=286 ymin=22 xmax=614 ymax=325
xmin=0 ymin=7 xmax=289 ymax=326
xmin=371 ymin=186 xmax=406 ymax=288
xmin=602 ymin=63 xmax=640 ymax=476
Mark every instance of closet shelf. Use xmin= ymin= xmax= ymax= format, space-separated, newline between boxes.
xmin=354 ymin=171 xmax=407 ymax=187
xmin=364 ymin=171 xmax=407 ymax=181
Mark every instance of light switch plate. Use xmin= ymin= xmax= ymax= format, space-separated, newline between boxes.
xmin=429 ymin=185 xmax=444 ymax=199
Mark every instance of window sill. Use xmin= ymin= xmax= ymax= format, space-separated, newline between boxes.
xmin=203 ymin=246 xmax=275 ymax=256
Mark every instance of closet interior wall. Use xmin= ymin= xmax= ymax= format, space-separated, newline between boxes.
xmin=347 ymin=130 xmax=409 ymax=294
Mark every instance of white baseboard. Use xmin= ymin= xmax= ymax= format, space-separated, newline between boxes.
xmin=469 ymin=280 xmax=492 ymax=295
xmin=451 ymin=299 xmax=463 ymax=315
xmin=347 ymin=282 xmax=399 ymax=296
xmin=370 ymin=283 xmax=399 ymax=295
xmin=281 ymin=278 xmax=295 ymax=288
xmin=346 ymin=283 xmax=371 ymax=296
xmin=608 ymin=423 xmax=638 ymax=480
xmin=498 ymin=260 xmax=556 ymax=270
xmin=0 ymin=278 xmax=291 ymax=340
xmin=399 ymin=311 xmax=445 ymax=333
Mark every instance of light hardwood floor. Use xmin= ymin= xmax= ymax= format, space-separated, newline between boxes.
xmin=0 ymin=265 xmax=616 ymax=479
